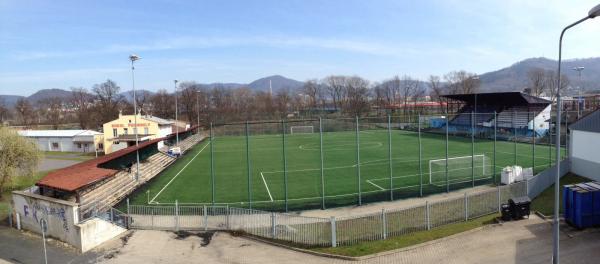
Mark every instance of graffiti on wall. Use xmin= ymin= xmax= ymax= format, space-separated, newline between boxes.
xmin=22 ymin=199 xmax=70 ymax=232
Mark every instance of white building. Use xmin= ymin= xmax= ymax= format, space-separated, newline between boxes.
xmin=569 ymin=109 xmax=600 ymax=181
xmin=18 ymin=130 xmax=104 ymax=153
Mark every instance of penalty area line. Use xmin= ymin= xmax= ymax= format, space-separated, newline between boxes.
xmin=260 ymin=172 xmax=274 ymax=202
xmin=366 ymin=179 xmax=385 ymax=190
xmin=149 ymin=142 xmax=210 ymax=204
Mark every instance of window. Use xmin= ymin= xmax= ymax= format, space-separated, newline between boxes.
xmin=51 ymin=142 xmax=59 ymax=150
xmin=99 ymin=143 xmax=104 ymax=149
xmin=113 ymin=129 xmax=117 ymax=137
xmin=144 ymin=127 xmax=149 ymax=135
xmin=77 ymin=143 xmax=82 ymax=149
xmin=124 ymin=128 xmax=128 ymax=135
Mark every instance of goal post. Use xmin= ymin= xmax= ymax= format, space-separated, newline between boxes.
xmin=290 ymin=125 xmax=314 ymax=134
xmin=429 ymin=154 xmax=490 ymax=185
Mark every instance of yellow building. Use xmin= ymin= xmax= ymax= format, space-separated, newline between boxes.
xmin=102 ymin=112 xmax=175 ymax=154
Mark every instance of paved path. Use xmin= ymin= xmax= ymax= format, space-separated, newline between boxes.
xmin=38 ymin=158 xmax=80 ymax=172
xmin=0 ymin=226 xmax=99 ymax=264
xmin=98 ymin=215 xmax=600 ymax=264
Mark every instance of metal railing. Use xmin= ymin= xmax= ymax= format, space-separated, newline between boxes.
xmin=124 ymin=180 xmax=528 ymax=247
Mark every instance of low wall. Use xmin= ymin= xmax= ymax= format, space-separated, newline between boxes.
xmin=12 ymin=191 xmax=80 ymax=246
xmin=12 ymin=190 xmax=126 ymax=252
xmin=526 ymin=159 xmax=571 ymax=199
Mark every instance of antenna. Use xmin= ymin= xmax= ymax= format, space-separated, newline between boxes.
xmin=269 ymin=79 xmax=273 ymax=95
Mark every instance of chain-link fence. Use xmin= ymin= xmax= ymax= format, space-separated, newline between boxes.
xmin=126 ymin=180 xmax=530 ymax=248
xmin=187 ymin=111 xmax=569 ymax=212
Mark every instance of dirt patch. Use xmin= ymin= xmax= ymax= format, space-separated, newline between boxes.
xmin=174 ymin=231 xmax=215 ymax=247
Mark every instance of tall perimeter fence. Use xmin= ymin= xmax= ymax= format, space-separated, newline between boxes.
xmin=125 ymin=159 xmax=569 ymax=247
xmin=184 ymin=111 xmax=571 ymax=211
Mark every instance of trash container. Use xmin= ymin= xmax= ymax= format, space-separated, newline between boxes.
xmin=501 ymin=204 xmax=511 ymax=221
xmin=509 ymin=196 xmax=531 ymax=220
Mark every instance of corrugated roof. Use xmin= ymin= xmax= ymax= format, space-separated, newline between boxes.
xmin=442 ymin=92 xmax=551 ymax=105
xmin=36 ymin=138 xmax=164 ymax=192
xmin=18 ymin=130 xmax=101 ymax=137
xmin=570 ymin=109 xmax=600 ymax=133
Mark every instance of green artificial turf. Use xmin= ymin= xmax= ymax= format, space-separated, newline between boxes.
xmin=126 ymin=126 xmax=561 ymax=211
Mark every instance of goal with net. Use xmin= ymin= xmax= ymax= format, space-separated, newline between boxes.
xmin=290 ymin=125 xmax=314 ymax=134
xmin=429 ymin=154 xmax=490 ymax=185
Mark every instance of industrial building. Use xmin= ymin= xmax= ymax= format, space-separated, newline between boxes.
xmin=569 ymin=109 xmax=600 ymax=181
xmin=17 ymin=130 xmax=104 ymax=153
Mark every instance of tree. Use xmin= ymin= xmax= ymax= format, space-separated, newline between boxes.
xmin=178 ymin=82 xmax=203 ymax=125
xmin=70 ymin=87 xmax=94 ymax=129
xmin=545 ymin=70 xmax=570 ymax=102
xmin=39 ymin=97 xmax=64 ymax=129
xmin=444 ymin=70 xmax=480 ymax=94
xmin=149 ymin=89 xmax=175 ymax=119
xmin=527 ymin=68 xmax=546 ymax=97
xmin=428 ymin=75 xmax=446 ymax=112
xmin=14 ymin=98 xmax=34 ymax=126
xmin=323 ymin=75 xmax=348 ymax=111
xmin=0 ymin=98 xmax=10 ymax=124
xmin=345 ymin=76 xmax=371 ymax=116
xmin=302 ymin=79 xmax=320 ymax=108
xmin=92 ymin=79 xmax=123 ymax=125
xmin=0 ymin=126 xmax=41 ymax=197
xmin=274 ymin=88 xmax=291 ymax=118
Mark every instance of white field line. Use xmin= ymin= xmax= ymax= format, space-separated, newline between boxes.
xmin=260 ymin=172 xmax=274 ymax=202
xmin=366 ymin=179 xmax=385 ymax=190
xmin=149 ymin=142 xmax=210 ymax=203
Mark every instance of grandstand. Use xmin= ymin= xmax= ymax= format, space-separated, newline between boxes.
xmin=442 ymin=92 xmax=552 ymax=138
xmin=33 ymin=126 xmax=205 ymax=218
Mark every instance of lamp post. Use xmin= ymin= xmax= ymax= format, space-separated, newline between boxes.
xmin=196 ymin=90 xmax=201 ymax=128
xmin=572 ymin=66 xmax=585 ymax=119
xmin=174 ymin=80 xmax=179 ymax=147
xmin=129 ymin=54 xmax=141 ymax=181
xmin=553 ymin=5 xmax=600 ymax=263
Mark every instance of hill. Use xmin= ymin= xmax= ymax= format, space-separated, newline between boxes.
xmin=0 ymin=95 xmax=25 ymax=107
xmin=247 ymin=75 xmax=304 ymax=92
xmin=27 ymin=88 xmax=73 ymax=103
xmin=479 ymin=57 xmax=600 ymax=93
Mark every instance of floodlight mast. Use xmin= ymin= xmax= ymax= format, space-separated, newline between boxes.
xmin=174 ymin=79 xmax=179 ymax=147
xmin=572 ymin=67 xmax=585 ymax=118
xmin=129 ymin=54 xmax=141 ymax=181
xmin=553 ymin=4 xmax=600 ymax=263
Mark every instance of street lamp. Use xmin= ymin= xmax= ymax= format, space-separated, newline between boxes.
xmin=129 ymin=54 xmax=141 ymax=181
xmin=553 ymin=4 xmax=600 ymax=263
xmin=572 ymin=66 xmax=585 ymax=118
xmin=196 ymin=90 xmax=201 ymax=128
xmin=174 ymin=79 xmax=179 ymax=147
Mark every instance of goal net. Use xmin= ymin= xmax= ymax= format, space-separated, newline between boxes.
xmin=429 ymin=155 xmax=490 ymax=185
xmin=290 ymin=125 xmax=314 ymax=134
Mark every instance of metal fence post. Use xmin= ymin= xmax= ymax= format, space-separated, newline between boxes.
xmin=532 ymin=113 xmax=536 ymax=172
xmin=246 ymin=121 xmax=252 ymax=209
xmin=319 ymin=117 xmax=325 ymax=210
xmin=388 ymin=115 xmax=394 ymax=201
xmin=526 ymin=178 xmax=530 ymax=198
xmin=203 ymin=205 xmax=208 ymax=231
xmin=210 ymin=122 xmax=215 ymax=205
xmin=8 ymin=204 xmax=12 ymax=228
xmin=356 ymin=116 xmax=362 ymax=206
xmin=382 ymin=208 xmax=387 ymax=240
xmin=471 ymin=111 xmax=475 ymax=187
xmin=426 ymin=201 xmax=431 ymax=230
xmin=271 ymin=212 xmax=276 ymax=239
xmin=464 ymin=192 xmax=468 ymax=221
xmin=330 ymin=216 xmax=337 ymax=248
xmin=110 ymin=208 xmax=114 ymax=223
xmin=127 ymin=198 xmax=130 ymax=215
xmin=175 ymin=200 xmax=179 ymax=232
xmin=445 ymin=115 xmax=449 ymax=193
xmin=418 ymin=114 xmax=423 ymax=197
xmin=281 ymin=120 xmax=289 ymax=212
xmin=494 ymin=111 xmax=497 ymax=184
xmin=497 ymin=185 xmax=501 ymax=212
xmin=226 ymin=205 xmax=230 ymax=230
xmin=513 ymin=110 xmax=517 ymax=166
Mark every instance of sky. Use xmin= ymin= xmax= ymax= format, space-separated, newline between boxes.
xmin=1 ymin=0 xmax=600 ymax=96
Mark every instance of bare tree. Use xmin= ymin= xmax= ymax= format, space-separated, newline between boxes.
xmin=527 ymin=68 xmax=546 ymax=96
xmin=39 ymin=97 xmax=64 ymax=129
xmin=274 ymin=88 xmax=291 ymax=118
xmin=545 ymin=70 xmax=570 ymax=102
xmin=428 ymin=75 xmax=446 ymax=112
xmin=92 ymin=79 xmax=123 ymax=125
xmin=323 ymin=75 xmax=347 ymax=111
xmin=0 ymin=98 xmax=10 ymax=124
xmin=14 ymin=98 xmax=34 ymax=126
xmin=70 ymin=87 xmax=94 ymax=129
xmin=302 ymin=79 xmax=320 ymax=108
xmin=444 ymin=70 xmax=480 ymax=94
xmin=149 ymin=89 xmax=175 ymax=119
xmin=345 ymin=76 xmax=371 ymax=116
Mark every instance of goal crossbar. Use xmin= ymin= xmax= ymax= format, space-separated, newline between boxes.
xmin=290 ymin=125 xmax=314 ymax=134
xmin=429 ymin=154 xmax=488 ymax=184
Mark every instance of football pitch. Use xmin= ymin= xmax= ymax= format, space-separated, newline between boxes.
xmin=127 ymin=128 xmax=563 ymax=210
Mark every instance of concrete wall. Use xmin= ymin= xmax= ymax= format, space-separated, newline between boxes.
xmin=77 ymin=218 xmax=127 ymax=252
xmin=570 ymin=130 xmax=600 ymax=180
xmin=12 ymin=191 xmax=126 ymax=252
xmin=12 ymin=191 xmax=80 ymax=246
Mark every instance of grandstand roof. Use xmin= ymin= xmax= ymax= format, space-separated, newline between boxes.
xmin=570 ymin=109 xmax=600 ymax=133
xmin=442 ymin=92 xmax=551 ymax=106
xmin=36 ymin=137 xmax=163 ymax=193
